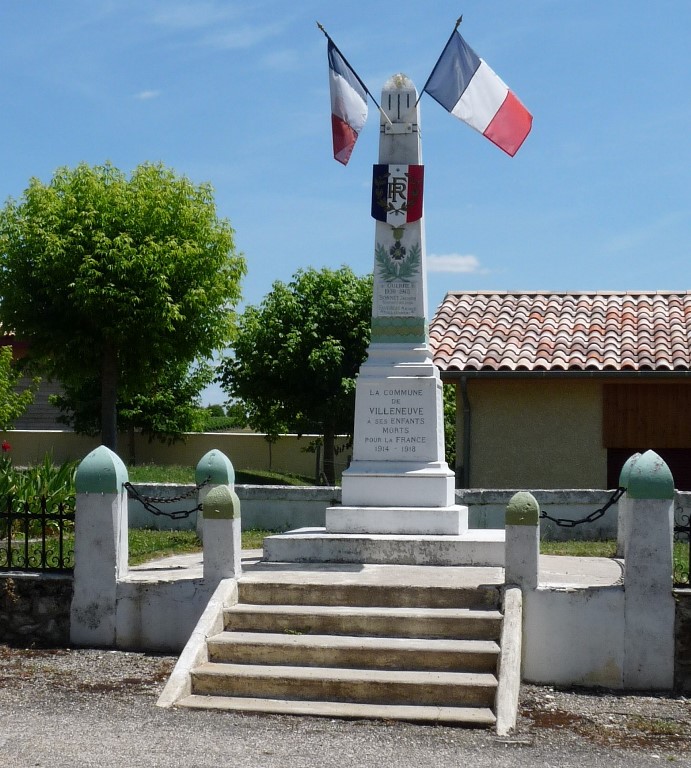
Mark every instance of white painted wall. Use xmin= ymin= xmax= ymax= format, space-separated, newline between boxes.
xmin=115 ymin=579 xmax=212 ymax=652
xmin=522 ymin=586 xmax=625 ymax=687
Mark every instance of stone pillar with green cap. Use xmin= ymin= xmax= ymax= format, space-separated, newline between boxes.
xmin=622 ymin=449 xmax=675 ymax=689
xmin=70 ymin=445 xmax=129 ymax=647
xmin=616 ymin=451 xmax=641 ymax=558
xmin=196 ymin=451 xmax=242 ymax=585
xmin=194 ymin=449 xmax=235 ymax=543
xmin=505 ymin=491 xmax=540 ymax=590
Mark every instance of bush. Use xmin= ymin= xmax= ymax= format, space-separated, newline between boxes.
xmin=0 ymin=454 xmax=77 ymax=506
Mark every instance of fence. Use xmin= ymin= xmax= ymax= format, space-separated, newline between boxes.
xmin=0 ymin=495 xmax=75 ymax=572
xmin=674 ymin=503 xmax=691 ymax=585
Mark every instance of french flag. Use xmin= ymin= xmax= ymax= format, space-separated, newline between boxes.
xmin=328 ymin=40 xmax=368 ymax=165
xmin=423 ymin=31 xmax=532 ymax=157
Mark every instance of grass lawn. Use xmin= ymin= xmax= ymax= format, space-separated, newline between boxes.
xmin=541 ymin=538 xmax=689 ymax=583
xmin=128 ymin=528 xmax=275 ymax=565
xmin=126 ymin=464 xmax=313 ymax=486
xmin=539 ymin=539 xmax=617 ymax=558
xmin=2 ymin=528 xmax=276 ymax=568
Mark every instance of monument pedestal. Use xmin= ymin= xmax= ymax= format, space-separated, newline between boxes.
xmin=342 ymin=343 xmax=453 ymax=490
xmin=326 ymin=504 xmax=467 ymax=535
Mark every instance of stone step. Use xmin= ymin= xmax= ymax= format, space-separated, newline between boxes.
xmin=190 ymin=662 xmax=498 ymax=708
xmin=177 ymin=694 xmax=497 ymax=727
xmin=237 ymin=579 xmax=501 ymax=610
xmin=263 ymin=528 xmax=505 ymax=566
xmin=224 ymin=604 xmax=503 ymax=641
xmin=207 ymin=631 xmax=500 ymax=672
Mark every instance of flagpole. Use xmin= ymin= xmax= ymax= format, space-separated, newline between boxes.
xmin=415 ymin=15 xmax=463 ymax=107
xmin=317 ymin=22 xmax=392 ymax=126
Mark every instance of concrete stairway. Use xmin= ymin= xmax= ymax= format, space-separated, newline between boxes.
xmin=177 ymin=576 xmax=506 ymax=727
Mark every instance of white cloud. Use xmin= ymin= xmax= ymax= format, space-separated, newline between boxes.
xmin=427 ymin=253 xmax=487 ymax=274
xmin=134 ymin=90 xmax=161 ymax=100
xmin=151 ymin=3 xmax=240 ymax=31
xmin=203 ymin=23 xmax=281 ymax=50
xmin=260 ymin=49 xmax=301 ymax=72
xmin=148 ymin=3 xmax=280 ymax=51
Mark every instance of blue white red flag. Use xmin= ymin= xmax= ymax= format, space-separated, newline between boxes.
xmin=328 ymin=40 xmax=368 ymax=165
xmin=423 ymin=31 xmax=532 ymax=157
xmin=371 ymin=164 xmax=424 ymax=224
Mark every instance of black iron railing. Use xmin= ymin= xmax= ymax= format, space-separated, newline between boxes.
xmin=0 ymin=495 xmax=75 ymax=572
xmin=674 ymin=504 xmax=690 ymax=586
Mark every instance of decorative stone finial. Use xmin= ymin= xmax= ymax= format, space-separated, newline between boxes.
xmin=383 ymin=73 xmax=414 ymax=91
xmin=627 ymin=449 xmax=674 ymax=500
xmin=505 ymin=491 xmax=540 ymax=526
xmin=76 ymin=445 xmax=128 ymax=494
xmin=618 ymin=452 xmax=641 ymax=490
xmin=203 ymin=484 xmax=240 ymax=520
xmin=195 ymin=450 xmax=235 ymax=486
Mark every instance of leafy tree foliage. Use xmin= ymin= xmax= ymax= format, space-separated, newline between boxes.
xmin=0 ymin=345 xmax=37 ymax=430
xmin=219 ymin=267 xmax=372 ymax=484
xmin=0 ymin=162 xmax=245 ymax=451
xmin=190 ymin=401 xmax=250 ymax=433
xmin=443 ymin=383 xmax=457 ymax=469
xmin=50 ymin=361 xmax=213 ymax=461
xmin=205 ymin=404 xmax=226 ymax=419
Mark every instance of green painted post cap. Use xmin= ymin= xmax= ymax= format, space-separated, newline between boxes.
xmin=618 ymin=452 xmax=641 ymax=489
xmin=76 ymin=445 xmax=128 ymax=493
xmin=203 ymin=485 xmax=240 ymax=520
xmin=627 ymin=449 xmax=674 ymax=500
xmin=196 ymin=450 xmax=235 ymax=486
xmin=505 ymin=491 xmax=540 ymax=526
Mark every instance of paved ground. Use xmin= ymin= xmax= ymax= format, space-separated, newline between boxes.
xmin=1 ymin=644 xmax=691 ymax=767
xmin=1 ymin=552 xmax=672 ymax=766
xmin=128 ymin=549 xmax=625 ymax=589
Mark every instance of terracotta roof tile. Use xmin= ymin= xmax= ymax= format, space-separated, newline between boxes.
xmin=430 ymin=291 xmax=691 ymax=373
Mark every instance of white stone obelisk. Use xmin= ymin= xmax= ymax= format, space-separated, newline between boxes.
xmin=327 ymin=74 xmax=466 ymax=535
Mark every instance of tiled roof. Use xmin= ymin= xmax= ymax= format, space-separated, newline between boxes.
xmin=430 ymin=291 xmax=691 ymax=372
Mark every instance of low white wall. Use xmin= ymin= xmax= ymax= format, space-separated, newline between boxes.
xmin=460 ymin=489 xmax=691 ymax=540
xmin=522 ymin=586 xmax=625 ymax=687
xmin=128 ymin=484 xmax=341 ymax=531
xmin=115 ymin=578 xmax=211 ymax=653
xmin=127 ymin=485 xmax=691 ymax=540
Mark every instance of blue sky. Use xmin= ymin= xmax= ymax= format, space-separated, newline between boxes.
xmin=1 ymin=1 xmax=689 ymax=405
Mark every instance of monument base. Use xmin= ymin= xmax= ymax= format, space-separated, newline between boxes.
xmin=341 ymin=461 xmax=455 ymax=508
xmin=325 ymin=504 xmax=467 ymax=535
xmin=263 ymin=527 xmax=505 ymax=567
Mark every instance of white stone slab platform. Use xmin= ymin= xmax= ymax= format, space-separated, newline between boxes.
xmin=262 ymin=527 xmax=505 ymax=567
xmin=325 ymin=504 xmax=468 ymax=535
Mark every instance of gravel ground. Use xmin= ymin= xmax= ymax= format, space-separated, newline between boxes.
xmin=1 ymin=645 xmax=691 ymax=767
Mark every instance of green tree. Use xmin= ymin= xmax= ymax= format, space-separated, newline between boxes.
xmin=224 ymin=400 xmax=250 ymax=428
xmin=0 ymin=162 xmax=245 ymax=451
xmin=0 ymin=345 xmax=37 ymax=430
xmin=443 ymin=383 xmax=457 ymax=470
xmin=49 ymin=361 xmax=213 ymax=462
xmin=219 ymin=266 xmax=373 ymax=485
xmin=206 ymin=404 xmax=226 ymax=419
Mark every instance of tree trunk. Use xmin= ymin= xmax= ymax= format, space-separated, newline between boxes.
xmin=101 ymin=343 xmax=118 ymax=452
xmin=323 ymin=424 xmax=336 ymax=486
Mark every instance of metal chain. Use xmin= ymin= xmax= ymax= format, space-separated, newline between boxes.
xmin=124 ymin=477 xmax=210 ymax=504
xmin=539 ymin=486 xmax=626 ymax=528
xmin=123 ymin=477 xmax=211 ymax=520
